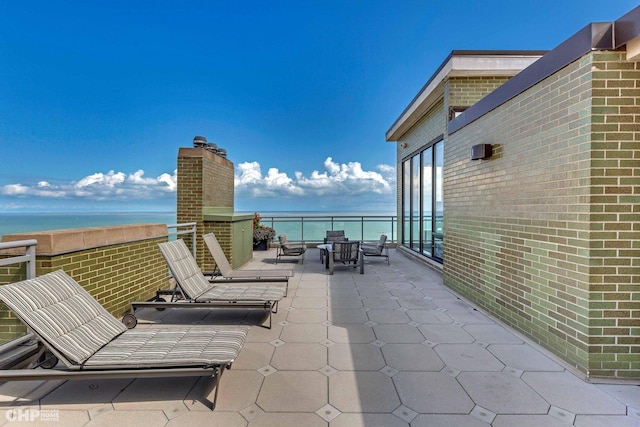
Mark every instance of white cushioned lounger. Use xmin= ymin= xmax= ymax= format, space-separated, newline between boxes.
xmin=0 ymin=270 xmax=248 ymax=409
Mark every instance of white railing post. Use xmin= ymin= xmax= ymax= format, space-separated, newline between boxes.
xmin=167 ymin=222 xmax=198 ymax=257
xmin=0 ymin=239 xmax=38 ymax=280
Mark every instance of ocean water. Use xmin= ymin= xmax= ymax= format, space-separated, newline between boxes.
xmin=0 ymin=212 xmax=177 ymax=239
xmin=0 ymin=211 xmax=397 ymax=241
xmin=253 ymin=211 xmax=397 ymax=242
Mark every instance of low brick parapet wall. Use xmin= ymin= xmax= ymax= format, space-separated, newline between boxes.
xmin=0 ymin=224 xmax=170 ymax=343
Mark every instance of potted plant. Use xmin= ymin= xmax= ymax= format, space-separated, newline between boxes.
xmin=252 ymin=212 xmax=275 ymax=250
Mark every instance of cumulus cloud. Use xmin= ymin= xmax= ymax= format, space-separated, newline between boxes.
xmin=1 ymin=170 xmax=177 ymax=201
xmin=1 ymin=157 xmax=396 ymax=211
xmin=2 ymin=184 xmax=29 ymax=195
xmin=235 ymin=157 xmax=395 ymax=200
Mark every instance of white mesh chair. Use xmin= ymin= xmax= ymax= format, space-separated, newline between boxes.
xmin=128 ymin=239 xmax=286 ymax=329
xmin=361 ymin=234 xmax=390 ymax=265
xmin=0 ymin=270 xmax=248 ymax=409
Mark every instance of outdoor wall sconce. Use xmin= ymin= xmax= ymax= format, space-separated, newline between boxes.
xmin=471 ymin=143 xmax=492 ymax=160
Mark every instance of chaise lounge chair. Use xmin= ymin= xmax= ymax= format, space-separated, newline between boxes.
xmin=128 ymin=239 xmax=286 ymax=329
xmin=0 ymin=270 xmax=248 ymax=409
xmin=204 ymin=233 xmax=292 ymax=288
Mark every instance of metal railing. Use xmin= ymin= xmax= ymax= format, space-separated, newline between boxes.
xmin=167 ymin=222 xmax=197 ymax=256
xmin=259 ymin=215 xmax=397 ymax=243
xmin=0 ymin=239 xmax=39 ymax=360
xmin=0 ymin=239 xmax=38 ymax=280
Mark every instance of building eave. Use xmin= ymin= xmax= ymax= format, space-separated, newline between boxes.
xmin=385 ymin=51 xmax=546 ymax=142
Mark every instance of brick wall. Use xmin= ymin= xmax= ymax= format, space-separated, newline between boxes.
xmin=177 ymin=147 xmax=236 ymax=266
xmin=447 ymin=76 xmax=511 ymax=108
xmin=177 ymin=151 xmax=204 ymax=253
xmin=588 ymin=51 xmax=640 ymax=377
xmin=201 ymin=221 xmax=232 ymax=274
xmin=442 ymin=51 xmax=640 ymax=378
xmin=0 ymin=263 xmax=28 ymax=342
xmin=0 ymin=225 xmax=169 ymax=344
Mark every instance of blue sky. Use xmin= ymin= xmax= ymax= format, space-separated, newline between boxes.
xmin=1 ymin=1 xmax=637 ymax=213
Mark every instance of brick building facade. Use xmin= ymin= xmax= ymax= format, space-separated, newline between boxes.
xmin=387 ymin=8 xmax=640 ymax=379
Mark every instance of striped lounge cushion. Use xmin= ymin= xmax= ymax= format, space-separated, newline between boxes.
xmin=0 ymin=270 xmax=249 ymax=369
xmin=158 ymin=239 xmax=212 ymax=298
xmin=159 ymin=239 xmax=286 ymax=302
xmin=197 ymin=283 xmax=286 ymax=302
xmin=0 ymin=270 xmax=127 ymax=365
xmin=84 ymin=325 xmax=248 ymax=367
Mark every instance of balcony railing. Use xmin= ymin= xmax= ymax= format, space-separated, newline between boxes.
xmin=259 ymin=215 xmax=397 ymax=243
xmin=0 ymin=239 xmax=37 ymax=280
xmin=167 ymin=222 xmax=197 ymax=255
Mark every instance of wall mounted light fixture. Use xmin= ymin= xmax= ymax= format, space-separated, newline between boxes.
xmin=471 ymin=144 xmax=492 ymax=160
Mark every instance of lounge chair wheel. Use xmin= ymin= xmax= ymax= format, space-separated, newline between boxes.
xmin=38 ymin=350 xmax=58 ymax=369
xmin=122 ymin=313 xmax=138 ymax=329
xmin=153 ymin=296 xmax=166 ymax=310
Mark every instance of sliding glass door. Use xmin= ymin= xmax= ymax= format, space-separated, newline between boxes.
xmin=401 ymin=139 xmax=443 ymax=263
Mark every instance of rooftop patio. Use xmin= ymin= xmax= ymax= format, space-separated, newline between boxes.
xmin=0 ymin=247 xmax=638 ymax=426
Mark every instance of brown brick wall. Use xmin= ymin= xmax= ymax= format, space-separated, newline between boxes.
xmin=177 ymin=147 xmax=236 ymax=266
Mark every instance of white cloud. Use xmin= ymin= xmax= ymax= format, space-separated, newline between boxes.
xmin=1 ymin=157 xmax=395 ymax=211
xmin=2 ymin=184 xmax=29 ymax=195
xmin=1 ymin=169 xmax=177 ymax=201
xmin=156 ymin=172 xmax=177 ymax=191
xmin=235 ymin=157 xmax=395 ymax=200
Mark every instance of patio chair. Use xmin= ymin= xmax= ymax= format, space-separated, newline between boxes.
xmin=361 ymin=234 xmax=390 ymax=265
xmin=204 ymin=233 xmax=292 ymax=286
xmin=321 ymin=230 xmax=348 ymax=263
xmin=328 ymin=241 xmax=364 ymax=275
xmin=324 ymin=230 xmax=348 ymax=244
xmin=128 ymin=239 xmax=287 ymax=329
xmin=0 ymin=270 xmax=248 ymax=410
xmin=276 ymin=234 xmax=307 ymax=264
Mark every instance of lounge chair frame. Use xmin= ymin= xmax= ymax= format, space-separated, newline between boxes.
xmin=0 ymin=270 xmax=248 ymax=410
xmin=128 ymin=239 xmax=286 ymax=329
xmin=204 ymin=233 xmax=291 ymax=293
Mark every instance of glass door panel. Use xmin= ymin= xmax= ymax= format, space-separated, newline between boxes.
xmin=411 ymin=155 xmax=420 ymax=250
xmin=433 ymin=141 xmax=444 ymax=260
xmin=402 ymin=160 xmax=410 ymax=246
xmin=421 ymin=147 xmax=433 ymax=256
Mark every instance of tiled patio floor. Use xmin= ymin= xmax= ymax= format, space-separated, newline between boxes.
xmin=1 ymin=248 xmax=639 ymax=426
